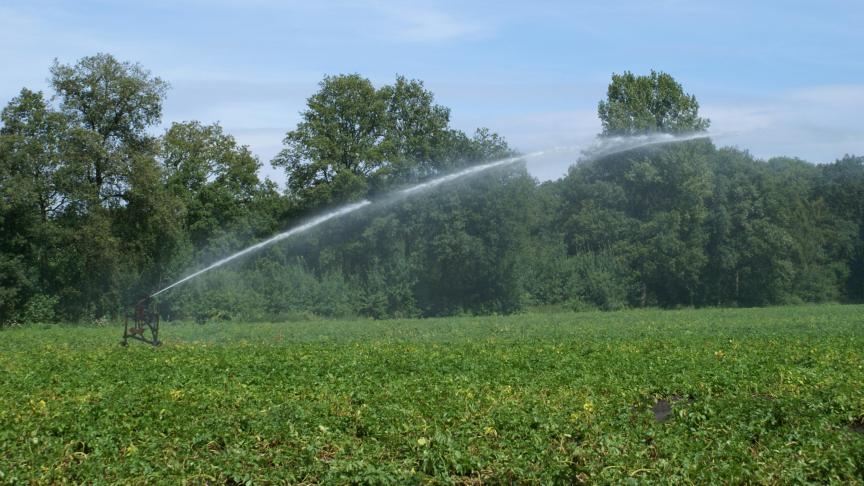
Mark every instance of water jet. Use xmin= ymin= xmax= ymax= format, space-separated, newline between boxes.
xmin=122 ymin=132 xmax=710 ymax=345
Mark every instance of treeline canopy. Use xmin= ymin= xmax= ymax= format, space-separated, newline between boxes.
xmin=1 ymin=55 xmax=862 ymax=324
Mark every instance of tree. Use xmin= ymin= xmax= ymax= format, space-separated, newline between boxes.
xmin=0 ymin=89 xmax=69 ymax=322
xmin=378 ymin=75 xmax=451 ymax=181
xmin=272 ymin=74 xmax=480 ymax=209
xmin=160 ymin=121 xmax=280 ymax=256
xmin=10 ymin=56 xmax=864 ymax=323
xmin=556 ymin=71 xmax=714 ymax=306
xmin=0 ymin=89 xmax=68 ymax=220
xmin=273 ymin=74 xmax=387 ymax=206
xmin=556 ymin=143 xmax=714 ymax=307
xmin=816 ymin=155 xmax=864 ymax=300
xmin=407 ymin=164 xmax=535 ymax=316
xmin=597 ymin=70 xmax=709 ymax=136
xmin=50 ymin=53 xmax=168 ymax=208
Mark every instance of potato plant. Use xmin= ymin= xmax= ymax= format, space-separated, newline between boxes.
xmin=1 ymin=305 xmax=863 ymax=483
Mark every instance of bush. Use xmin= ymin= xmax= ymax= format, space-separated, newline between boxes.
xmin=564 ymin=251 xmax=629 ymax=311
xmin=19 ymin=295 xmax=59 ymax=324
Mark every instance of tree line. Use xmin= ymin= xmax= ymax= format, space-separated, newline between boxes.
xmin=1 ymin=55 xmax=861 ymax=324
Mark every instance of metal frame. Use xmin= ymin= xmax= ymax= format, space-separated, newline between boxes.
xmin=122 ymin=298 xmax=161 ymax=346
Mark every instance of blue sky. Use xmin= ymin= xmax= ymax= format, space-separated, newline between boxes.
xmin=2 ymin=0 xmax=862 ymax=182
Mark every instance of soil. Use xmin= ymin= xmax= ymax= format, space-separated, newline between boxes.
xmin=652 ymin=400 xmax=673 ymax=422
xmin=851 ymin=419 xmax=864 ymax=435
xmin=651 ymin=395 xmax=695 ymax=422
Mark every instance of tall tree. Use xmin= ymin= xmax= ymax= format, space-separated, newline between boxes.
xmin=0 ymin=89 xmax=67 ymax=220
xmin=378 ymin=76 xmax=451 ymax=181
xmin=0 ymin=89 xmax=69 ymax=322
xmin=272 ymin=74 xmax=477 ymax=208
xmin=553 ymin=71 xmax=715 ymax=306
xmin=597 ymin=70 xmax=709 ymax=136
xmin=816 ymin=155 xmax=864 ymax=300
xmin=160 ymin=121 xmax=280 ymax=257
xmin=273 ymin=74 xmax=387 ymax=206
xmin=50 ymin=53 xmax=168 ymax=208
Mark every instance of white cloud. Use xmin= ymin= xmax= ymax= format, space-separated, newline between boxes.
xmin=703 ymin=85 xmax=864 ymax=163
xmin=788 ymin=85 xmax=864 ymax=106
xmin=366 ymin=1 xmax=494 ymax=42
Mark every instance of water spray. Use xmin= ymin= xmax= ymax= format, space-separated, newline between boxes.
xmin=123 ymin=131 xmax=709 ymax=345
xmin=150 ymin=201 xmax=371 ymax=298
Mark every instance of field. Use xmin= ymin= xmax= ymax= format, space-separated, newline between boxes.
xmin=1 ymin=305 xmax=863 ymax=484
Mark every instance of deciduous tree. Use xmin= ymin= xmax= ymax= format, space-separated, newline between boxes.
xmin=598 ymin=70 xmax=709 ymax=136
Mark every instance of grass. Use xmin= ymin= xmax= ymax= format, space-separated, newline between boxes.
xmin=1 ymin=305 xmax=863 ymax=483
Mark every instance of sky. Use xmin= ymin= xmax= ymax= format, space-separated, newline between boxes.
xmin=2 ymin=0 xmax=863 ymax=183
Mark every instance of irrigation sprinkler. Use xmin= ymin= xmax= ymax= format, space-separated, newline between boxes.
xmin=122 ymin=134 xmax=708 ymax=347
xmin=121 ymin=296 xmax=160 ymax=346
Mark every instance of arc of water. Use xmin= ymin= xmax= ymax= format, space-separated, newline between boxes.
xmin=150 ymin=201 xmax=371 ymax=297
xmin=150 ymin=132 xmax=710 ymax=297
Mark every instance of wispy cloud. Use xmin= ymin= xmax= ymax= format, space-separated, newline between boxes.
xmin=788 ymin=85 xmax=864 ymax=106
xmin=366 ymin=1 xmax=494 ymax=42
xmin=703 ymin=85 xmax=864 ymax=163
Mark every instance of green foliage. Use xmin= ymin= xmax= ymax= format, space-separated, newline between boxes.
xmin=50 ymin=53 xmax=168 ymax=208
xmin=271 ymin=74 xmax=501 ymax=210
xmin=547 ymin=132 xmax=862 ymax=309
xmin=815 ymin=155 xmax=864 ymax=300
xmin=1 ymin=306 xmax=862 ymax=482
xmin=17 ymin=295 xmax=59 ymax=324
xmin=2 ymin=58 xmax=864 ymax=325
xmin=0 ymin=254 xmax=32 ymax=325
xmin=564 ymin=251 xmax=629 ymax=311
xmin=598 ymin=70 xmax=710 ymax=136
xmin=158 ymin=120 xmax=279 ymax=264
xmin=273 ymin=74 xmax=386 ymax=205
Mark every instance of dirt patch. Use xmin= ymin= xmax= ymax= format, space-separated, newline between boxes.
xmin=851 ymin=419 xmax=864 ymax=435
xmin=651 ymin=395 xmax=694 ymax=422
xmin=652 ymin=400 xmax=673 ymax=422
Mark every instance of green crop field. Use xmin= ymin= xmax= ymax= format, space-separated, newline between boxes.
xmin=1 ymin=305 xmax=863 ymax=484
